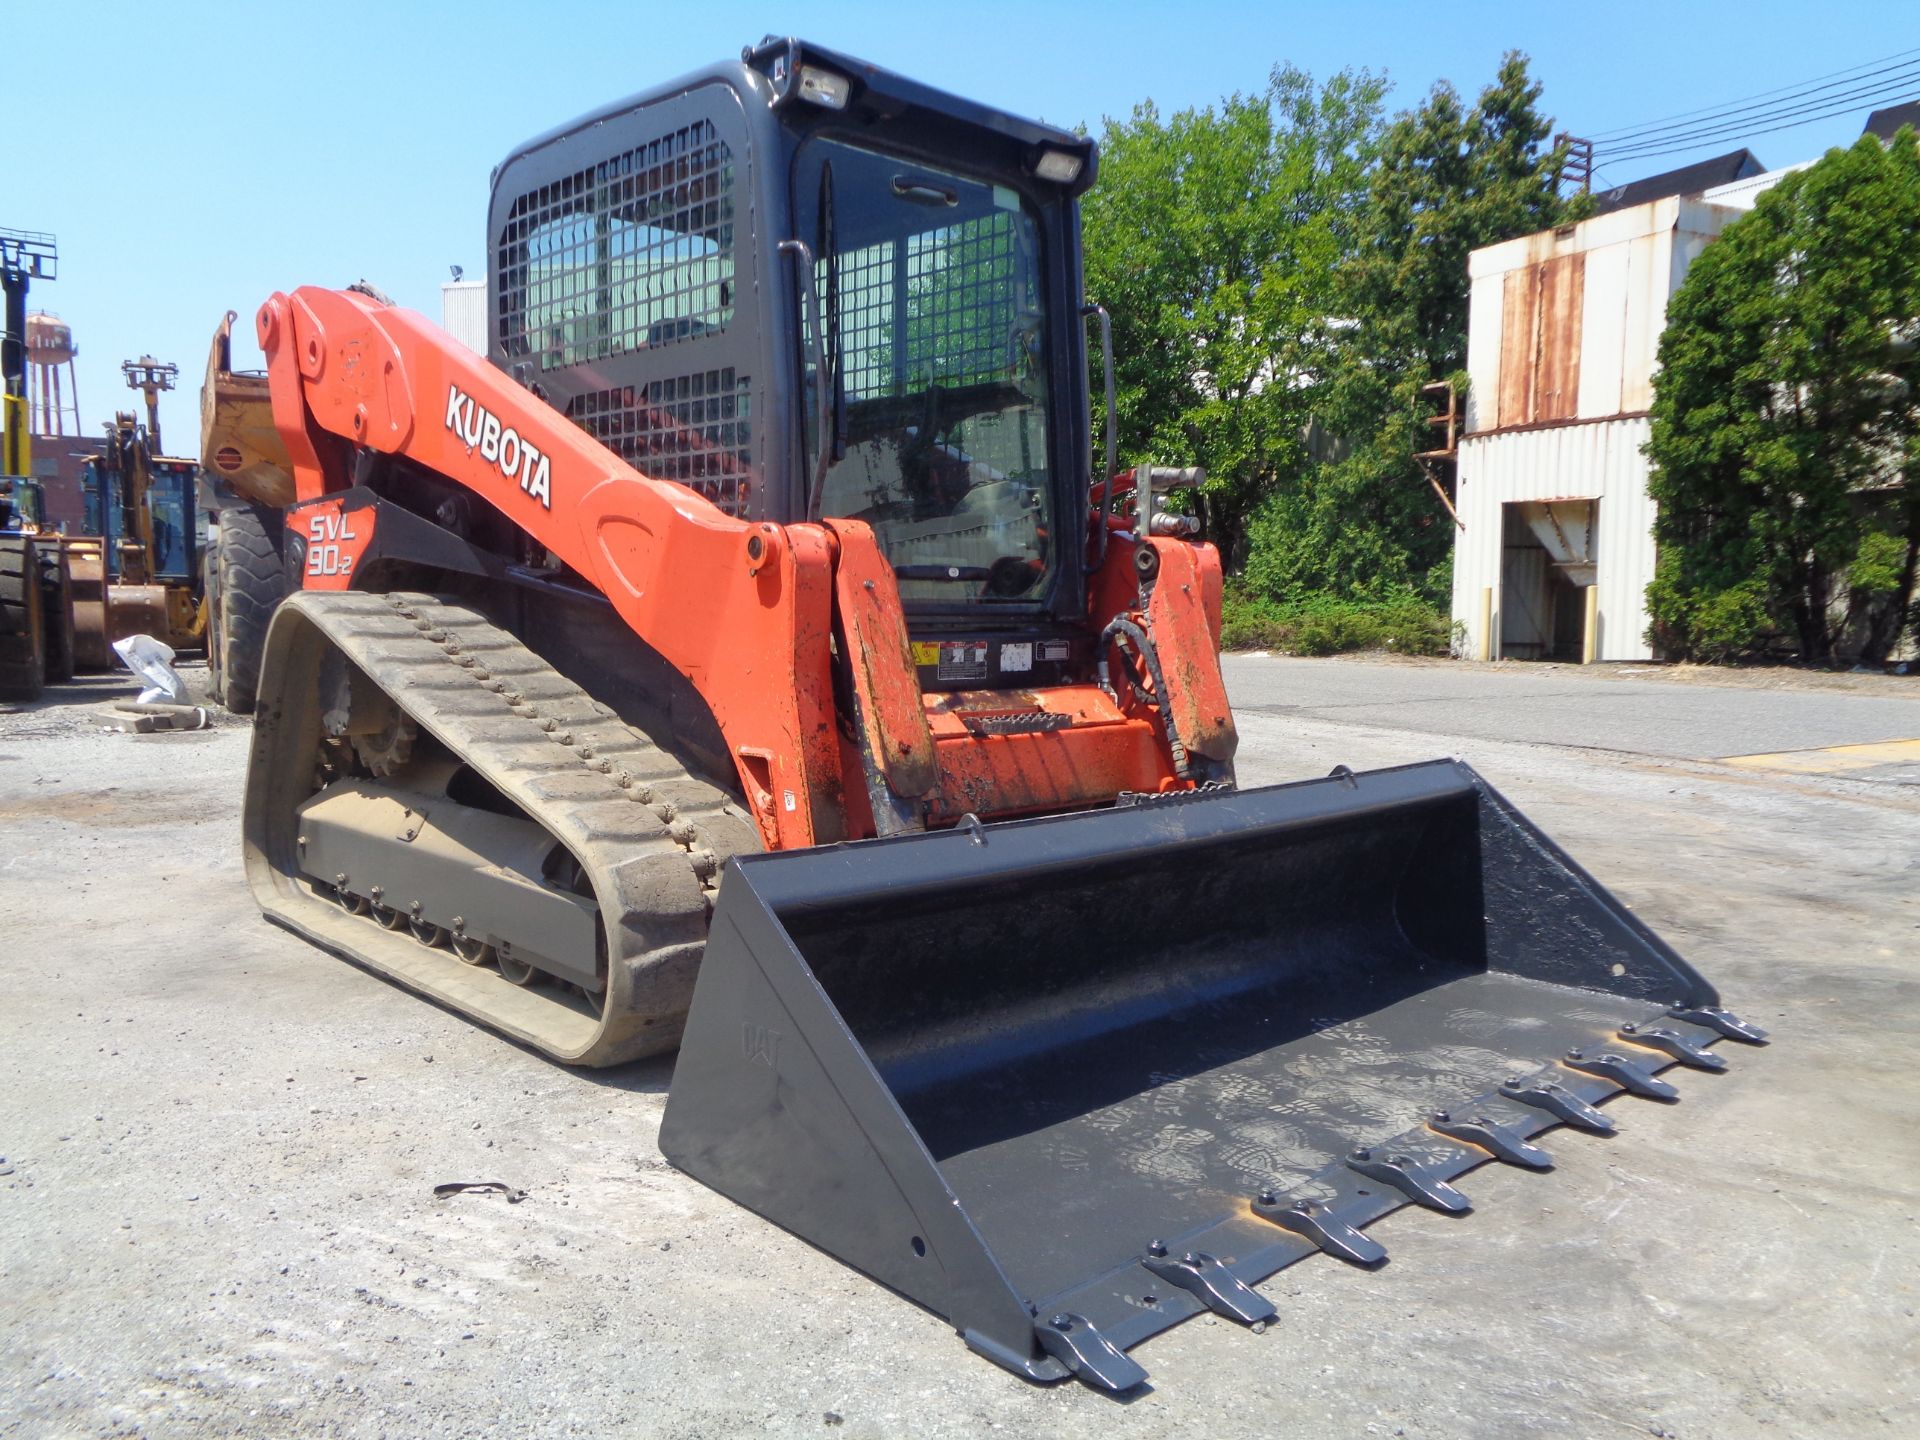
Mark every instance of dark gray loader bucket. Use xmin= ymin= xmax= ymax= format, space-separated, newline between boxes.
xmin=659 ymin=759 xmax=1765 ymax=1392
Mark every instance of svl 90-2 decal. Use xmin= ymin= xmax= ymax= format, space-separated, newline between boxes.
xmin=296 ymin=501 xmax=374 ymax=591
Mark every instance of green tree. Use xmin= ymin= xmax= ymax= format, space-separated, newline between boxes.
xmin=1646 ymin=130 xmax=1920 ymax=663
xmin=1081 ymin=66 xmax=1387 ymax=567
xmin=1245 ymin=53 xmax=1575 ymax=603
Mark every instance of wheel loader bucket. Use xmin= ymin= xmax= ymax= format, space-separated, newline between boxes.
xmin=659 ymin=759 xmax=1765 ymax=1392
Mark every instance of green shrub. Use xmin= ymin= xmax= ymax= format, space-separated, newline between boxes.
xmin=1645 ymin=131 xmax=1920 ymax=664
xmin=1644 ymin=550 xmax=1779 ymax=662
xmin=1218 ymin=589 xmax=1449 ymax=656
xmin=1850 ymin=529 xmax=1907 ymax=597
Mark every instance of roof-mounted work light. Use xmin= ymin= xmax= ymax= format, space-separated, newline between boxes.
xmin=1032 ymin=147 xmax=1084 ymax=184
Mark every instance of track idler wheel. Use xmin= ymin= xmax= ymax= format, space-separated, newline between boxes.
xmin=368 ymin=888 xmax=407 ymax=930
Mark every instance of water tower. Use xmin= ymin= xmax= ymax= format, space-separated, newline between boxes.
xmin=26 ymin=310 xmax=81 ymax=437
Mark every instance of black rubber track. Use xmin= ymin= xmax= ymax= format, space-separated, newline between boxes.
xmin=210 ymin=502 xmax=287 ymax=714
xmin=245 ymin=591 xmax=762 ymax=1063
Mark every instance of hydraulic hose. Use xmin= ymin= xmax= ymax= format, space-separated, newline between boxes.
xmin=1099 ymin=613 xmax=1191 ymax=781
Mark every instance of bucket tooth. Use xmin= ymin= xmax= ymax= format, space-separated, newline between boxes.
xmin=1499 ymin=1077 xmax=1616 ymax=1133
xmin=1345 ymin=1148 xmax=1471 ymax=1213
xmin=1427 ymin=1110 xmax=1554 ymax=1170
xmin=1562 ymin=1048 xmax=1679 ymax=1100
xmin=1617 ymin=1023 xmax=1728 ymax=1071
xmin=1141 ymin=1246 xmax=1277 ymax=1325
xmin=1669 ymin=1005 xmax=1770 ymax=1044
xmin=1252 ymin=1194 xmax=1387 ymax=1266
xmin=1034 ymin=1313 xmax=1149 ymax=1392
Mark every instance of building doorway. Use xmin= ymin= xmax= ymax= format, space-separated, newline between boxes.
xmin=1499 ymin=500 xmax=1597 ymax=661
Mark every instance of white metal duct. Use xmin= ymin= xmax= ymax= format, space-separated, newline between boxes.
xmin=1519 ymin=500 xmax=1598 ymax=588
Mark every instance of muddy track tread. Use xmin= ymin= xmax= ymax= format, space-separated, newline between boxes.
xmin=261 ymin=589 xmax=759 ymax=1063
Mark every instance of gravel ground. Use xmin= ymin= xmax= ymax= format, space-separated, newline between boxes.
xmin=2 ymin=658 xmax=1916 ymax=1439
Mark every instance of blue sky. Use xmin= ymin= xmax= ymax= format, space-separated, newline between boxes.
xmin=7 ymin=1 xmax=1915 ymax=452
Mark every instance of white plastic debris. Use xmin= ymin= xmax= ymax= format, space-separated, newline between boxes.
xmin=112 ymin=633 xmax=192 ymax=705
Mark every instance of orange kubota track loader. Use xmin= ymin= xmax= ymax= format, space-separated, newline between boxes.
xmin=242 ymin=38 xmax=1765 ymax=1393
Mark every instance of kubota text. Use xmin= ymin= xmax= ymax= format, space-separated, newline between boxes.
xmin=445 ymin=384 xmax=552 ymax=509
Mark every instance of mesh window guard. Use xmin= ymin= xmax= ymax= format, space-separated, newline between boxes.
xmin=827 ymin=213 xmax=1022 ymax=400
xmin=567 ymin=371 xmax=753 ymax=516
xmin=497 ymin=122 xmax=735 ymax=369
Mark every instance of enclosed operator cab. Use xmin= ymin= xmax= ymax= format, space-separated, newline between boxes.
xmin=487 ymin=37 xmax=1100 ymax=679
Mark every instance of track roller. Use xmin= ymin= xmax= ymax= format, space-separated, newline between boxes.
xmin=497 ymin=949 xmax=540 ymax=987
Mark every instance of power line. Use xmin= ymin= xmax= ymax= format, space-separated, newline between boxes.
xmin=1596 ymin=70 xmax=1920 ymax=160
xmin=1597 ymin=53 xmax=1920 ymax=145
xmin=1588 ymin=44 xmax=1920 ymax=142
xmin=1599 ymin=67 xmax=1920 ymax=156
xmin=1598 ymin=73 xmax=1920 ymax=164
xmin=1589 ymin=60 xmax=1920 ymax=155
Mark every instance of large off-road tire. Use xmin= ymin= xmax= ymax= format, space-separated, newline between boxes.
xmin=208 ymin=502 xmax=286 ymax=714
xmin=40 ymin=546 xmax=75 ymax=685
xmin=201 ymin=546 xmax=223 ymax=705
xmin=0 ymin=536 xmax=47 ymax=702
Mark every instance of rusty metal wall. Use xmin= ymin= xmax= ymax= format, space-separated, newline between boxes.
xmin=1493 ymin=254 xmax=1587 ymax=428
xmin=1464 ymin=198 xmax=1739 ymax=432
xmin=1450 ymin=417 xmax=1658 ymax=663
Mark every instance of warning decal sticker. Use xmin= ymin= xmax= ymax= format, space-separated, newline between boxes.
xmin=936 ymin=641 xmax=990 ymax=683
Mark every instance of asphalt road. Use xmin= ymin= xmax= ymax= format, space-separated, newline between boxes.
xmin=3 ymin=658 xmax=1917 ymax=1439
xmin=1223 ymin=654 xmax=1920 ymax=765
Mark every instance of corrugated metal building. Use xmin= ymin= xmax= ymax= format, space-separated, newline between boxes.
xmin=441 ymin=278 xmax=488 ymax=354
xmin=1450 ymin=168 xmax=1794 ymax=662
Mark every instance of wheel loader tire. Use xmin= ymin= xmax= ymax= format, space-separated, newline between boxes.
xmin=210 ymin=502 xmax=286 ymax=714
xmin=40 ymin=546 xmax=75 ymax=685
xmin=201 ymin=547 xmax=220 ymax=704
xmin=0 ymin=536 xmax=48 ymax=702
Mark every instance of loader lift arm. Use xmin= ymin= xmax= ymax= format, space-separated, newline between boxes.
xmin=260 ymin=284 xmax=859 ymax=849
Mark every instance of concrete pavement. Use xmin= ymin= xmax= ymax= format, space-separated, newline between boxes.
xmin=1223 ymin=654 xmax=1920 ymax=774
xmin=2 ymin=657 xmax=1917 ymax=1438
